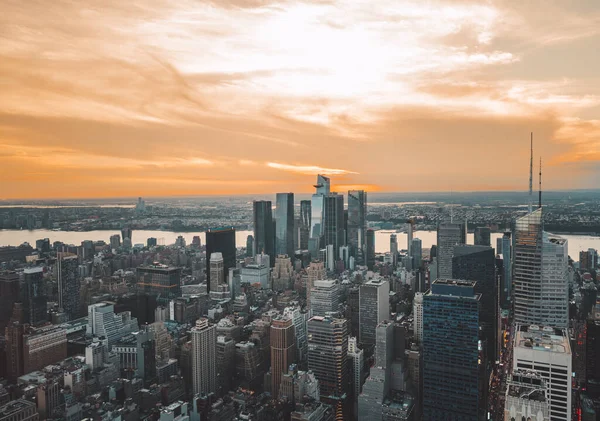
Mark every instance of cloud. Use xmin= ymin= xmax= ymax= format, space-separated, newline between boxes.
xmin=267 ymin=162 xmax=358 ymax=175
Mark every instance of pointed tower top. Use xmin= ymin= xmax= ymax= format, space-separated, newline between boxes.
xmin=528 ymin=132 xmax=533 ymax=213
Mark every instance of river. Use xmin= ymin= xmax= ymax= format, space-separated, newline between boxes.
xmin=1 ymin=229 xmax=599 ymax=257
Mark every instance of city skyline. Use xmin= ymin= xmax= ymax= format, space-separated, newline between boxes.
xmin=1 ymin=1 xmax=600 ymax=199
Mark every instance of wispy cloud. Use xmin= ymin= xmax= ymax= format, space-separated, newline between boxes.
xmin=267 ymin=162 xmax=358 ymax=175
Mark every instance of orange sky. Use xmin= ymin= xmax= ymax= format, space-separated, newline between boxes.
xmin=1 ymin=0 xmax=599 ymax=199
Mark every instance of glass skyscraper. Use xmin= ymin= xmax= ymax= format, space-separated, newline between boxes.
xmin=58 ymin=255 xmax=81 ymax=320
xmin=323 ymin=193 xmax=345 ymax=258
xmin=299 ymin=200 xmax=311 ymax=250
xmin=347 ymin=190 xmax=367 ymax=264
xmin=310 ymin=175 xmax=330 ymax=254
xmin=253 ymin=201 xmax=275 ymax=266
xmin=206 ymin=227 xmax=236 ymax=290
xmin=275 ymin=193 xmax=294 ymax=257
xmin=423 ymin=279 xmax=483 ymax=420
xmin=436 ymin=222 xmax=466 ymax=279
xmin=23 ymin=267 xmax=47 ymax=326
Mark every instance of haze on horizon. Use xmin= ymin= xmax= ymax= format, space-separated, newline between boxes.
xmin=1 ymin=0 xmax=599 ymax=199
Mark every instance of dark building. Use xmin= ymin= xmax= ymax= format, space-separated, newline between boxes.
xmin=0 ymin=245 xmax=33 ymax=263
xmin=275 ymin=193 xmax=295 ymax=258
xmin=299 ymin=200 xmax=312 ymax=251
xmin=246 ymin=235 xmax=254 ymax=257
xmin=587 ymin=318 xmax=600 ymax=398
xmin=452 ymin=245 xmax=497 ymax=363
xmin=23 ymin=324 xmax=67 ymax=375
xmin=147 ymin=237 xmax=158 ymax=247
xmin=347 ymin=190 xmax=367 ymax=264
xmin=23 ymin=267 xmax=47 ymax=326
xmin=5 ymin=321 xmax=25 ymax=383
xmin=58 ymin=255 xmax=80 ymax=320
xmin=423 ymin=280 xmax=484 ymax=421
xmin=0 ymin=271 xmax=20 ymax=332
xmin=136 ymin=265 xmax=182 ymax=301
xmin=115 ymin=293 xmax=158 ymax=325
xmin=121 ymin=227 xmax=133 ymax=243
xmin=323 ymin=194 xmax=345 ymax=259
xmin=205 ymin=227 xmax=236 ymax=290
xmin=366 ymin=229 xmax=375 ymax=270
xmin=474 ymin=227 xmax=491 ymax=247
xmin=253 ymin=201 xmax=275 ymax=266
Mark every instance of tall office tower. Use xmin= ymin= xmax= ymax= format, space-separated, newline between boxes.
xmin=209 ymin=253 xmax=225 ymax=293
xmin=413 ymin=293 xmax=424 ymax=345
xmin=87 ymin=302 xmax=139 ymax=348
xmin=109 ymin=234 xmax=121 ymax=249
xmin=436 ymin=222 xmax=466 ymax=279
xmin=275 ymin=193 xmax=295 ymax=258
xmin=359 ymin=279 xmax=390 ymax=350
xmin=348 ymin=337 xmax=364 ymax=407
xmin=323 ymin=193 xmax=345 ymax=259
xmin=5 ymin=321 xmax=25 ymax=382
xmin=270 ymin=317 xmax=296 ymax=399
xmin=299 ymin=200 xmax=312 ymax=250
xmin=474 ymin=226 xmax=491 ymax=246
xmin=310 ymin=280 xmax=341 ymax=317
xmin=358 ymin=320 xmax=396 ymax=419
xmin=253 ymin=201 xmax=275 ymax=265
xmin=147 ymin=237 xmax=158 ymax=247
xmin=283 ymin=306 xmax=311 ymax=370
xmin=513 ymin=208 xmax=569 ymax=328
xmin=121 ymin=227 xmax=133 ymax=244
xmin=216 ymin=335 xmax=235 ymax=396
xmin=245 ymin=235 xmax=254 ymax=257
xmin=390 ymin=234 xmax=398 ymax=267
xmin=512 ymin=325 xmax=572 ymax=421
xmin=273 ymin=255 xmax=293 ymax=291
xmin=325 ymin=244 xmax=335 ymax=272
xmin=504 ymin=370 xmax=549 ymax=421
xmin=23 ymin=324 xmax=67 ymax=374
xmin=586 ymin=317 xmax=600 ymax=396
xmin=306 ymin=261 xmax=326 ymax=311
xmin=23 ymin=267 xmax=47 ymax=326
xmin=423 ymin=280 xmax=483 ymax=421
xmin=57 ymin=255 xmax=80 ymax=320
xmin=411 ymin=238 xmax=422 ymax=269
xmin=501 ymin=231 xmax=512 ymax=309
xmin=206 ymin=227 xmax=236 ymax=290
xmin=366 ymin=229 xmax=375 ymax=270
xmin=0 ymin=399 xmax=39 ymax=421
xmin=192 ymin=318 xmax=217 ymax=395
xmin=347 ymin=190 xmax=367 ymax=264
xmin=307 ymin=316 xmax=348 ymax=420
xmin=137 ymin=264 xmax=182 ymax=302
xmin=452 ymin=245 xmax=497 ymax=363
xmin=580 ymin=248 xmax=599 ymax=270
xmin=407 ymin=220 xmax=414 ymax=257
xmin=0 ymin=271 xmax=19 ymax=332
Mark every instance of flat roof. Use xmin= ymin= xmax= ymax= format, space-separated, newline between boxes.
xmin=515 ymin=324 xmax=570 ymax=354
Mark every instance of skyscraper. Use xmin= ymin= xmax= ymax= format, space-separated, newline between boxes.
xmin=299 ymin=200 xmax=311 ymax=250
xmin=474 ymin=227 xmax=491 ymax=246
xmin=359 ymin=279 xmax=390 ymax=350
xmin=413 ymin=292 xmax=423 ymax=345
xmin=57 ymin=255 xmax=80 ymax=320
xmin=246 ymin=235 xmax=254 ymax=257
xmin=501 ymin=231 xmax=512 ymax=309
xmin=423 ymin=280 xmax=483 ymax=420
xmin=307 ymin=315 xmax=348 ymax=419
xmin=513 ymin=208 xmax=569 ymax=328
xmin=366 ymin=229 xmax=375 ymax=270
xmin=436 ymin=222 xmax=466 ymax=279
xmin=209 ymin=252 xmax=225 ymax=293
xmin=310 ymin=280 xmax=341 ymax=317
xmin=23 ymin=267 xmax=47 ymax=326
xmin=323 ymin=193 xmax=345 ymax=259
xmin=275 ymin=193 xmax=295 ymax=258
xmin=389 ymin=234 xmax=398 ymax=267
xmin=348 ymin=337 xmax=364 ymax=407
xmin=206 ymin=227 xmax=236 ymax=290
xmin=452 ymin=244 xmax=497 ymax=363
xmin=270 ymin=317 xmax=296 ymax=399
xmin=0 ymin=271 xmax=20 ymax=332
xmin=347 ymin=190 xmax=367 ymax=264
xmin=137 ymin=264 xmax=182 ymax=302
xmin=310 ymin=175 xmax=330 ymax=255
xmin=192 ymin=318 xmax=217 ymax=395
xmin=306 ymin=261 xmax=326 ymax=312
xmin=411 ymin=238 xmax=422 ymax=269
xmin=253 ymin=201 xmax=275 ymax=266
xmin=109 ymin=234 xmax=121 ymax=249
xmin=121 ymin=227 xmax=132 ymax=244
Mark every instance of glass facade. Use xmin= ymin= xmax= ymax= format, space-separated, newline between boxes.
xmin=299 ymin=200 xmax=311 ymax=250
xmin=206 ymin=227 xmax=237 ymax=289
xmin=252 ymin=201 xmax=274 ymax=266
xmin=347 ymin=190 xmax=367 ymax=264
xmin=275 ymin=193 xmax=294 ymax=257
xmin=323 ymin=194 xmax=345 ymax=257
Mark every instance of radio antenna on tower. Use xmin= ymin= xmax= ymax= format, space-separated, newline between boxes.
xmin=528 ymin=132 xmax=533 ymax=213
xmin=538 ymin=156 xmax=542 ymax=209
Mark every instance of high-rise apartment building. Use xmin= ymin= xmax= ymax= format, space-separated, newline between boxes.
xmin=253 ymin=201 xmax=275 ymax=266
xmin=347 ymin=190 xmax=367 ymax=264
xmin=436 ymin=222 xmax=466 ymax=279
xmin=209 ymin=253 xmax=224 ymax=293
xmin=23 ymin=267 xmax=47 ymax=326
xmin=474 ymin=227 xmax=491 ymax=246
xmin=275 ymin=193 xmax=295 ymax=258
xmin=452 ymin=244 xmax=497 ymax=362
xmin=270 ymin=317 xmax=296 ymax=399
xmin=137 ymin=264 xmax=182 ymax=302
xmin=423 ymin=279 xmax=483 ymax=420
xmin=390 ymin=234 xmax=398 ymax=267
xmin=580 ymin=248 xmax=598 ymax=271
xmin=299 ymin=200 xmax=312 ymax=250
xmin=206 ymin=227 xmax=236 ymax=289
xmin=411 ymin=238 xmax=422 ymax=270
xmin=512 ymin=324 xmax=572 ymax=421
xmin=192 ymin=318 xmax=217 ymax=395
xmin=57 ymin=255 xmax=80 ymax=320
xmin=0 ymin=271 xmax=19 ymax=332
xmin=366 ymin=229 xmax=375 ymax=270
xmin=413 ymin=292 xmax=424 ymax=345
xmin=359 ymin=279 xmax=390 ymax=349
xmin=310 ymin=280 xmax=341 ymax=317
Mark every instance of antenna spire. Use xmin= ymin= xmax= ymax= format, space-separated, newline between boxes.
xmin=528 ymin=132 xmax=533 ymax=213
xmin=538 ymin=156 xmax=542 ymax=209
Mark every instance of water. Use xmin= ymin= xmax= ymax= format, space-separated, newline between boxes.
xmin=1 ymin=229 xmax=598 ymax=257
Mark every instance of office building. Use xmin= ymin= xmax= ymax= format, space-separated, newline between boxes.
xmin=137 ymin=264 xmax=182 ymax=301
xmin=87 ymin=302 xmax=139 ymax=348
xmin=299 ymin=200 xmax=312 ymax=250
xmin=273 ymin=254 xmax=293 ymax=291
xmin=192 ymin=318 xmax=217 ymax=395
xmin=359 ymin=279 xmax=390 ymax=349
xmin=57 ymin=255 xmax=80 ymax=320
xmin=347 ymin=190 xmax=367 ymax=264
xmin=5 ymin=321 xmax=25 ymax=382
xmin=513 ymin=209 xmax=569 ymax=328
xmin=253 ymin=201 xmax=275 ymax=266
xmin=0 ymin=399 xmax=39 ymax=421
xmin=474 ymin=227 xmax=491 ymax=246
xmin=504 ymin=370 xmax=549 ymax=421
xmin=436 ymin=222 xmax=466 ymax=279
xmin=307 ymin=316 xmax=348 ymax=419
xmin=501 ymin=232 xmax=512 ymax=308
xmin=411 ymin=238 xmax=422 ymax=270
xmin=216 ymin=335 xmax=235 ymax=396
xmin=452 ymin=244 xmax=497 ymax=362
xmin=110 ymin=234 xmax=121 ymax=249
xmin=423 ymin=280 xmax=483 ymax=420
xmin=121 ymin=227 xmax=133 ymax=244
xmin=390 ymin=234 xmax=398 ymax=267
xmin=23 ymin=324 xmax=67 ymax=374
xmin=580 ymin=248 xmax=598 ymax=271
xmin=310 ymin=175 xmax=331 ymax=241
xmin=23 ymin=267 xmax=47 ymax=326
xmin=86 ymin=338 xmax=108 ymax=371
xmin=512 ymin=324 xmax=572 ymax=421
xmin=366 ymin=229 xmax=376 ymax=270
xmin=209 ymin=253 xmax=225 ymax=293
xmin=112 ymin=328 xmax=156 ymax=384
xmin=147 ymin=237 xmax=158 ymax=247
xmin=306 ymin=261 xmax=326 ymax=311
xmin=240 ymin=264 xmax=270 ymax=289
xmin=323 ymin=193 xmax=345 ymax=260
xmin=206 ymin=227 xmax=236 ymax=290
xmin=270 ymin=317 xmax=296 ymax=399
xmin=413 ymin=293 xmax=423 ymax=346
xmin=310 ymin=280 xmax=341 ymax=317
xmin=0 ymin=271 xmax=19 ymax=332
xmin=348 ymin=337 xmax=364 ymax=403
xmin=276 ymin=193 xmax=295 ymax=257
xmin=246 ymin=235 xmax=254 ymax=257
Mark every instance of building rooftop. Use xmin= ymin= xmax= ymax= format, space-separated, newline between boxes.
xmin=515 ymin=324 xmax=570 ymax=354
xmin=382 ymin=390 xmax=414 ymax=414
xmin=433 ymin=279 xmax=476 ymax=287
xmin=0 ymin=400 xmax=36 ymax=417
xmin=23 ymin=266 xmax=43 ymax=274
